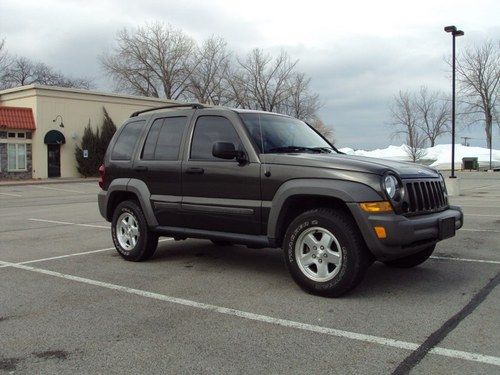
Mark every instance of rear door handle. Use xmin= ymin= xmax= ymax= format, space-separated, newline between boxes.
xmin=134 ymin=166 xmax=148 ymax=172
xmin=186 ymin=167 xmax=204 ymax=175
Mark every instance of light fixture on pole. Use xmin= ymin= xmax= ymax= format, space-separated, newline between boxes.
xmin=444 ymin=25 xmax=464 ymax=178
xmin=52 ymin=115 xmax=65 ymax=128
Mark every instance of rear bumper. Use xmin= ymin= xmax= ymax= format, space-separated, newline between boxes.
xmin=97 ymin=190 xmax=108 ymax=221
xmin=347 ymin=203 xmax=463 ymax=261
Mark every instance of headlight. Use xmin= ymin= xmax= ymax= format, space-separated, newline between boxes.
xmin=383 ymin=174 xmax=399 ymax=200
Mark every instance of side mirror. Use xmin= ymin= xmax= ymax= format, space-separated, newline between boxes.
xmin=212 ymin=142 xmax=247 ymax=164
xmin=212 ymin=142 xmax=239 ymax=160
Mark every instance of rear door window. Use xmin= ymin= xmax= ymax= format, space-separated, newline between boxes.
xmin=142 ymin=117 xmax=187 ymax=161
xmin=111 ymin=120 xmax=145 ymax=160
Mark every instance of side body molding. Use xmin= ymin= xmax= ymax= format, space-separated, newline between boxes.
xmin=266 ymin=178 xmax=383 ymax=240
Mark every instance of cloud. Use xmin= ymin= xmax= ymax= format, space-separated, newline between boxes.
xmin=1 ymin=0 xmax=498 ymax=148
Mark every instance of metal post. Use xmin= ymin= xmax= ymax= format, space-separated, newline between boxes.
xmin=450 ymin=34 xmax=456 ymax=178
xmin=490 ymin=138 xmax=493 ymax=171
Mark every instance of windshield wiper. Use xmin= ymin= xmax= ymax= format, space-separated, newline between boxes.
xmin=268 ymin=146 xmax=332 ymax=154
xmin=310 ymin=147 xmax=334 ymax=153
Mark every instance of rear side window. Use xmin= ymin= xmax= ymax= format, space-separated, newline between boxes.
xmin=142 ymin=117 xmax=187 ymax=160
xmin=111 ymin=120 xmax=145 ymax=160
xmin=190 ymin=116 xmax=242 ymax=160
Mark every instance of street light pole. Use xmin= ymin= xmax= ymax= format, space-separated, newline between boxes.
xmin=444 ymin=25 xmax=464 ymax=178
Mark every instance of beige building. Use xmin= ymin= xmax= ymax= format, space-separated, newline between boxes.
xmin=0 ymin=85 xmax=175 ymax=179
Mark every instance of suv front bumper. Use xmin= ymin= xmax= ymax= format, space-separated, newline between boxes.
xmin=347 ymin=203 xmax=463 ymax=261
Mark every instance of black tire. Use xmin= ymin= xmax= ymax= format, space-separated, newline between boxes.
xmin=210 ymin=240 xmax=232 ymax=246
xmin=111 ymin=200 xmax=158 ymax=262
xmin=383 ymin=245 xmax=435 ymax=268
xmin=283 ymin=208 xmax=371 ymax=297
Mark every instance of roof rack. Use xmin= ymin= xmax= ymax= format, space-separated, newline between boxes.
xmin=130 ymin=103 xmax=205 ymax=118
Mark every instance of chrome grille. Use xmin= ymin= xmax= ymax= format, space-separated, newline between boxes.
xmin=404 ymin=179 xmax=448 ymax=214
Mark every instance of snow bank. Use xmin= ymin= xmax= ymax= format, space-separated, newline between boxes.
xmin=339 ymin=144 xmax=500 ymax=170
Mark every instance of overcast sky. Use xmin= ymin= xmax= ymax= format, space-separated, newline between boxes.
xmin=1 ymin=0 xmax=499 ymax=149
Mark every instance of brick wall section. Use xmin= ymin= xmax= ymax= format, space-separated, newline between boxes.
xmin=0 ymin=143 xmax=33 ymax=180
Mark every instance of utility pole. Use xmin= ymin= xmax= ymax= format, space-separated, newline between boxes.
xmin=444 ymin=25 xmax=464 ymax=178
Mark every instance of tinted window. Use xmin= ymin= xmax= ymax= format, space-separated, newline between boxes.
xmin=239 ymin=113 xmax=333 ymax=154
xmin=190 ymin=116 xmax=242 ymax=160
xmin=142 ymin=117 xmax=187 ymax=160
xmin=142 ymin=119 xmax=162 ymax=160
xmin=111 ymin=120 xmax=145 ymax=160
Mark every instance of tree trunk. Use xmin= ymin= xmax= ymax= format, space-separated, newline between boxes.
xmin=485 ymin=114 xmax=492 ymax=149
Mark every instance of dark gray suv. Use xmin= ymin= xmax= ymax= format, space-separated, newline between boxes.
xmin=98 ymin=103 xmax=463 ymax=297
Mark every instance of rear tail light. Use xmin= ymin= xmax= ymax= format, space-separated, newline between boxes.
xmin=98 ymin=164 xmax=105 ymax=189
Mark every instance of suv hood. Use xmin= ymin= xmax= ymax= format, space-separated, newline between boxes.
xmin=263 ymin=153 xmax=440 ymax=179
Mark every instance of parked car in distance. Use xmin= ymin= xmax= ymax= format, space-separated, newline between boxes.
xmin=98 ymin=103 xmax=463 ymax=297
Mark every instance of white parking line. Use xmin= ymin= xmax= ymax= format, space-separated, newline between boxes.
xmin=462 ymin=184 xmax=499 ymax=191
xmin=461 ymin=228 xmax=500 ymax=233
xmin=0 ymin=259 xmax=498 ymax=367
xmin=431 ymin=256 xmax=500 ymax=265
xmin=29 ymin=218 xmax=109 ymax=229
xmin=0 ymin=192 xmax=23 ymax=197
xmin=0 ymin=238 xmax=173 ymax=269
xmin=457 ymin=205 xmax=500 ymax=209
xmin=33 ymin=185 xmax=85 ymax=194
xmin=465 ymin=214 xmax=500 ymax=218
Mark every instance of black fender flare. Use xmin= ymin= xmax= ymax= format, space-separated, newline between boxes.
xmin=126 ymin=178 xmax=158 ymax=226
xmin=267 ymin=178 xmax=383 ymax=240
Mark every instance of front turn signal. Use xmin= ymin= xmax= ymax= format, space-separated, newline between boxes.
xmin=359 ymin=201 xmax=393 ymax=213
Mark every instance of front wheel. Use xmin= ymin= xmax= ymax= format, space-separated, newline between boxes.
xmin=112 ymin=200 xmax=158 ymax=261
xmin=383 ymin=245 xmax=435 ymax=268
xmin=283 ymin=208 xmax=371 ymax=297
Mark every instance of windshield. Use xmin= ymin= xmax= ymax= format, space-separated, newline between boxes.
xmin=239 ymin=113 xmax=335 ymax=154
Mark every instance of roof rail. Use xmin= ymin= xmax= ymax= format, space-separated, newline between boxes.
xmin=130 ymin=103 xmax=205 ymax=117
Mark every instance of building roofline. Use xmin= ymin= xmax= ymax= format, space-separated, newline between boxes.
xmin=0 ymin=84 xmax=177 ymax=104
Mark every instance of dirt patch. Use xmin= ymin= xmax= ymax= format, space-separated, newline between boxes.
xmin=32 ymin=350 xmax=69 ymax=360
xmin=0 ymin=357 xmax=21 ymax=371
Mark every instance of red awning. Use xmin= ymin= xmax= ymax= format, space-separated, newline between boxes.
xmin=0 ymin=106 xmax=36 ymax=130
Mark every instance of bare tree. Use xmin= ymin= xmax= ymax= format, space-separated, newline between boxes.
xmin=415 ymin=86 xmax=450 ymax=147
xmin=101 ymin=23 xmax=323 ymax=121
xmin=456 ymin=40 xmax=499 ymax=149
xmin=101 ymin=22 xmax=197 ymax=100
xmin=0 ymin=38 xmax=9 ymax=76
xmin=390 ymin=90 xmax=427 ymax=162
xmin=188 ymin=36 xmax=231 ymax=105
xmin=231 ymin=49 xmax=297 ymax=112
xmin=1 ymin=55 xmax=92 ymax=89
xmin=279 ymin=72 xmax=321 ymax=121
xmin=309 ymin=117 xmax=335 ymax=143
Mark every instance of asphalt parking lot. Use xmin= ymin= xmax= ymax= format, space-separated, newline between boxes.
xmin=0 ymin=173 xmax=499 ymax=374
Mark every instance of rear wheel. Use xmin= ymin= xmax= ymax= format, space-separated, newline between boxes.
xmin=283 ymin=208 xmax=371 ymax=297
xmin=112 ymin=200 xmax=158 ymax=261
xmin=383 ymin=245 xmax=435 ymax=268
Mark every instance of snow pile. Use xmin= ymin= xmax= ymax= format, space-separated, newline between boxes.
xmin=339 ymin=144 xmax=500 ymax=170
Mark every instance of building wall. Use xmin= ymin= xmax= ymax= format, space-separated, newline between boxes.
xmin=0 ymin=85 xmax=176 ymax=179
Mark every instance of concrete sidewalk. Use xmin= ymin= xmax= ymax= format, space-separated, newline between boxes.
xmin=0 ymin=177 xmax=98 ymax=186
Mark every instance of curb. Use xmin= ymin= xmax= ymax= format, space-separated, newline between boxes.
xmin=0 ymin=178 xmax=98 ymax=187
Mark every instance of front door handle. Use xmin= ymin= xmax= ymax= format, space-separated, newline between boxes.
xmin=134 ymin=166 xmax=148 ymax=172
xmin=186 ymin=167 xmax=204 ymax=175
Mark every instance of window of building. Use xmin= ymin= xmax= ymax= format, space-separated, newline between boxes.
xmin=142 ymin=117 xmax=187 ymax=161
xmin=111 ymin=120 xmax=145 ymax=160
xmin=7 ymin=143 xmax=27 ymax=171
xmin=6 ymin=132 xmax=26 ymax=139
xmin=190 ymin=116 xmax=242 ymax=160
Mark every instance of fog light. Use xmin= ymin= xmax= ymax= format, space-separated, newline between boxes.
xmin=360 ymin=201 xmax=393 ymax=213
xmin=374 ymin=226 xmax=387 ymax=239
